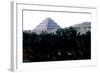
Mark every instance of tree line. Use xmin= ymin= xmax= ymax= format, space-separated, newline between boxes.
xmin=23 ymin=27 xmax=91 ymax=62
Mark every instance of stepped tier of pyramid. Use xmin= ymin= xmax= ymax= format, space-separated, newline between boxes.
xmin=32 ymin=17 xmax=61 ymax=34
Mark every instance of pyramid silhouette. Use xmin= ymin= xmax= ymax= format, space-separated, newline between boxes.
xmin=33 ymin=17 xmax=61 ymax=34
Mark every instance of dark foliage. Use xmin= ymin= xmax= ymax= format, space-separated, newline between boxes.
xmin=23 ymin=27 xmax=91 ymax=62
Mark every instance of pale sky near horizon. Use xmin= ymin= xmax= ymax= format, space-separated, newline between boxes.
xmin=23 ymin=10 xmax=91 ymax=30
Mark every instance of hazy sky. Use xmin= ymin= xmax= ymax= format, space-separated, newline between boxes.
xmin=23 ymin=10 xmax=91 ymax=30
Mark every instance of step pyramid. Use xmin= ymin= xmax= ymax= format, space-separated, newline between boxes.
xmin=33 ymin=17 xmax=61 ymax=34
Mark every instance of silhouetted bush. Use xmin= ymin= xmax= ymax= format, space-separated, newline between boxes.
xmin=23 ymin=27 xmax=91 ymax=62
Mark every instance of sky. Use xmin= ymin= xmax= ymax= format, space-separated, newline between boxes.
xmin=23 ymin=10 xmax=91 ymax=30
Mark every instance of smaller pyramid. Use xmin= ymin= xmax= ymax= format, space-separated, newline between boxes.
xmin=72 ymin=22 xmax=91 ymax=34
xmin=33 ymin=17 xmax=61 ymax=34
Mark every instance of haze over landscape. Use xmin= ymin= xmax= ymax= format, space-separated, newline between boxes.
xmin=23 ymin=11 xmax=91 ymax=30
xmin=24 ymin=17 xmax=91 ymax=34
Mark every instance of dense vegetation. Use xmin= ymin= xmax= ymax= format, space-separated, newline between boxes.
xmin=23 ymin=27 xmax=91 ymax=62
